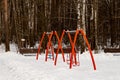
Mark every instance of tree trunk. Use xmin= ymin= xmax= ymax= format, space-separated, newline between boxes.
xmin=4 ymin=0 xmax=10 ymax=52
xmin=82 ymin=0 xmax=86 ymax=32
xmin=94 ymin=0 xmax=98 ymax=53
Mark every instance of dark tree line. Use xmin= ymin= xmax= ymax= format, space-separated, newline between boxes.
xmin=97 ymin=0 xmax=120 ymax=48
xmin=0 ymin=0 xmax=120 ymax=52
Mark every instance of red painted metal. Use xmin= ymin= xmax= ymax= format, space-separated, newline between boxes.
xmin=54 ymin=30 xmax=65 ymax=65
xmin=65 ymin=29 xmax=96 ymax=70
xmin=79 ymin=29 xmax=96 ymax=70
xmin=36 ymin=29 xmax=96 ymax=70
xmin=45 ymin=31 xmax=54 ymax=61
xmin=66 ymin=29 xmax=79 ymax=69
xmin=36 ymin=32 xmax=46 ymax=60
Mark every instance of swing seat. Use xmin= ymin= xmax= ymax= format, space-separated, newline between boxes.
xmin=45 ymin=48 xmax=54 ymax=60
xmin=73 ymin=61 xmax=80 ymax=66
xmin=65 ymin=47 xmax=80 ymax=66
xmin=47 ymin=54 xmax=54 ymax=59
xmin=66 ymin=59 xmax=80 ymax=66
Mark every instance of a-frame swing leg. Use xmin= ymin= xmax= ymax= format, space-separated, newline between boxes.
xmin=54 ymin=31 xmax=65 ymax=66
xmin=80 ymin=29 xmax=96 ymax=70
xmin=45 ymin=32 xmax=54 ymax=61
xmin=36 ymin=32 xmax=46 ymax=60
xmin=67 ymin=30 xmax=79 ymax=69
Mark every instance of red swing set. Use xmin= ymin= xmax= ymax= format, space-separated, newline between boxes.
xmin=36 ymin=31 xmax=65 ymax=62
xmin=36 ymin=29 xmax=96 ymax=70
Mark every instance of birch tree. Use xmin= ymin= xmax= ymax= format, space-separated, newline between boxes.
xmin=94 ymin=0 xmax=98 ymax=53
xmin=82 ymin=0 xmax=86 ymax=32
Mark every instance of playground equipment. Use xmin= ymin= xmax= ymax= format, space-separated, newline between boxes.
xmin=36 ymin=32 xmax=46 ymax=60
xmin=63 ymin=29 xmax=96 ymax=70
xmin=45 ymin=31 xmax=54 ymax=61
xmin=36 ymin=31 xmax=55 ymax=61
xmin=36 ymin=29 xmax=96 ymax=70
xmin=65 ymin=30 xmax=80 ymax=68
xmin=54 ymin=30 xmax=80 ymax=67
xmin=54 ymin=30 xmax=66 ymax=65
xmin=36 ymin=31 xmax=65 ymax=62
xmin=66 ymin=47 xmax=80 ymax=66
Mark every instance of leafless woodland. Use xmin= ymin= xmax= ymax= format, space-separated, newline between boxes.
xmin=0 ymin=0 xmax=120 ymax=52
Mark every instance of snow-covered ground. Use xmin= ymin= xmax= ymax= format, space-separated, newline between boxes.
xmin=0 ymin=43 xmax=120 ymax=80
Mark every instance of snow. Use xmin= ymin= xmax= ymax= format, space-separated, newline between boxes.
xmin=0 ymin=44 xmax=120 ymax=80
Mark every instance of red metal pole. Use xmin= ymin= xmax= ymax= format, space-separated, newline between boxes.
xmin=67 ymin=32 xmax=73 ymax=69
xmin=45 ymin=32 xmax=53 ymax=61
xmin=67 ymin=30 xmax=79 ymax=69
xmin=73 ymin=29 xmax=79 ymax=65
xmin=54 ymin=30 xmax=65 ymax=65
xmin=79 ymin=29 xmax=96 ymax=70
xmin=36 ymin=32 xmax=46 ymax=60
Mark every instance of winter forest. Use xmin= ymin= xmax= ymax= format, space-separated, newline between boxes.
xmin=1 ymin=1 xmax=120 ymax=80
xmin=0 ymin=0 xmax=120 ymax=52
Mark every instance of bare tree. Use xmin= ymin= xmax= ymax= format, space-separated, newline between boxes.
xmin=94 ymin=0 xmax=98 ymax=53
xmin=4 ymin=0 xmax=10 ymax=52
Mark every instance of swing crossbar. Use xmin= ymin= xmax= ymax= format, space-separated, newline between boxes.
xmin=65 ymin=30 xmax=76 ymax=33
xmin=46 ymin=32 xmax=53 ymax=35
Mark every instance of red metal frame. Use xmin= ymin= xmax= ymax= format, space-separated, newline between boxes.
xmin=54 ymin=30 xmax=65 ymax=65
xmin=66 ymin=29 xmax=96 ymax=70
xmin=36 ymin=29 xmax=96 ymax=70
xmin=66 ymin=29 xmax=80 ymax=69
xmin=45 ymin=31 xmax=54 ymax=61
xmin=79 ymin=29 xmax=96 ymax=70
xmin=36 ymin=31 xmax=66 ymax=62
xmin=36 ymin=32 xmax=46 ymax=60
xmin=36 ymin=31 xmax=54 ymax=61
